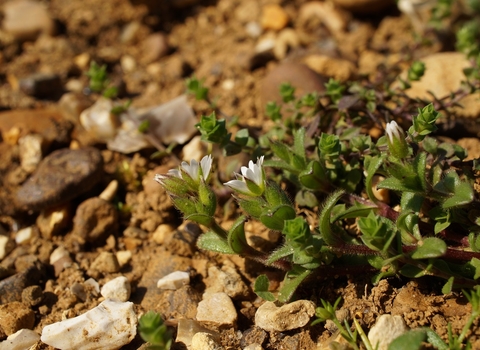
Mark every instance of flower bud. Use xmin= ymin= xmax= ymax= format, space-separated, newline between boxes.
xmin=385 ymin=121 xmax=409 ymax=159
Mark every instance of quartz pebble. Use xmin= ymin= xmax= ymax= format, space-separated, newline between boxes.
xmin=0 ymin=329 xmax=40 ymax=350
xmin=116 ymin=250 xmax=132 ymax=267
xmin=0 ymin=235 xmax=15 ymax=260
xmin=176 ymin=319 xmax=220 ymax=349
xmin=41 ymin=299 xmax=137 ymax=350
xmin=368 ymin=314 xmax=408 ymax=350
xmin=15 ymin=226 xmax=35 ymax=244
xmin=101 ymin=276 xmax=131 ymax=302
xmin=157 ymin=271 xmax=190 ymax=290
xmin=196 ymin=292 xmax=237 ymax=327
xmin=18 ymin=134 xmax=43 ymax=173
xmin=255 ymin=300 xmax=316 ymax=332
xmin=191 ymin=332 xmax=223 ymax=350
xmin=36 ymin=205 xmax=70 ymax=239
xmin=90 ymin=252 xmax=120 ymax=274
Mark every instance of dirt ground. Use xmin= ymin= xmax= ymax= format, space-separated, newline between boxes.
xmin=1 ymin=0 xmax=480 ymax=349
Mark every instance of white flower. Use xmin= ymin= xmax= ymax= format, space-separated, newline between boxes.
xmin=385 ymin=121 xmax=404 ymax=143
xmin=385 ymin=121 xmax=409 ymax=159
xmin=155 ymin=155 xmax=213 ymax=192
xmin=224 ymin=156 xmax=265 ymax=196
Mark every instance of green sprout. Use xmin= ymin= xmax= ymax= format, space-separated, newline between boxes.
xmin=138 ymin=311 xmax=172 ymax=350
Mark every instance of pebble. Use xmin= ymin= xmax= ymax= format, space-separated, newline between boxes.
xmin=176 ymin=319 xmax=220 ymax=349
xmin=196 ymin=292 xmax=238 ymax=327
xmin=116 ymin=250 xmax=132 ymax=267
xmin=101 ymin=276 xmax=131 ymax=302
xmin=79 ymin=97 xmax=120 ymax=142
xmin=368 ymin=314 xmax=408 ymax=350
xmin=0 ymin=329 xmax=40 ymax=350
xmin=304 ymin=54 xmax=355 ymax=82
xmin=90 ymin=252 xmax=120 ymax=274
xmin=40 ymin=299 xmax=137 ymax=350
xmin=21 ymin=285 xmax=44 ymax=307
xmin=72 ymin=197 xmax=118 ymax=244
xmin=36 ymin=204 xmax=71 ymax=239
xmin=260 ymin=4 xmax=289 ymax=31
xmin=14 ymin=147 xmax=103 ymax=212
xmin=14 ymin=226 xmax=35 ymax=245
xmin=240 ymin=327 xmax=268 ymax=348
xmin=255 ymin=300 xmax=316 ymax=332
xmin=140 ymin=32 xmax=170 ymax=64
xmin=261 ymin=62 xmax=327 ymax=105
xmin=164 ymin=224 xmax=202 ymax=257
xmin=0 ymin=262 xmax=44 ymax=303
xmin=401 ymin=52 xmax=480 ymax=119
xmin=331 ymin=0 xmax=396 ymax=14
xmin=0 ymin=235 xmax=15 ymax=260
xmin=245 ymin=21 xmax=262 ymax=38
xmin=298 ymin=2 xmax=348 ymax=34
xmin=2 ymin=0 xmax=55 ymax=41
xmin=19 ymin=73 xmax=63 ymax=99
xmin=157 ymin=271 xmax=190 ymax=290
xmin=182 ymin=136 xmax=208 ymax=163
xmin=191 ymin=332 xmax=223 ymax=350
xmin=204 ymin=264 xmax=249 ymax=299
xmin=273 ymin=28 xmax=300 ymax=60
xmin=99 ymin=179 xmax=118 ymax=202
xmin=18 ymin=134 xmax=43 ymax=173
xmin=0 ymin=301 xmax=35 ymax=336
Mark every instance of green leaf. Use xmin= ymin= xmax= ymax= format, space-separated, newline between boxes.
xmin=267 ymin=245 xmax=294 ymax=264
xmin=318 ymin=190 xmax=345 ymax=246
xmin=260 ymin=205 xmax=296 ymax=231
xmin=470 ymin=257 xmax=480 ymax=279
xmin=425 ymin=328 xmax=449 ymax=350
xmin=388 ymin=329 xmax=426 ymax=350
xmin=254 ymin=275 xmax=276 ymax=301
xmin=234 ymin=128 xmax=249 ymax=146
xmin=227 ymin=216 xmax=249 ymax=254
xmin=277 ymin=266 xmax=312 ymax=303
xmin=378 ymin=177 xmax=422 ymax=193
xmin=442 ymin=276 xmax=455 ymax=294
xmin=411 ymin=237 xmax=447 ymax=259
xmin=293 ymin=128 xmax=306 ymax=162
xmin=185 ymin=213 xmax=214 ymax=227
xmin=197 ymin=231 xmax=234 ymax=254
xmin=442 ymin=181 xmax=474 ymax=209
xmin=400 ymin=264 xmax=430 ymax=278
xmin=364 ymin=154 xmax=385 ymax=202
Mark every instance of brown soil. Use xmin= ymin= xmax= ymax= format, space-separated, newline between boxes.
xmin=0 ymin=0 xmax=479 ymax=349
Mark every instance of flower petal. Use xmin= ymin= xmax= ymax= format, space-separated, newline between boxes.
xmin=224 ymin=179 xmax=251 ymax=195
xmin=167 ymin=169 xmax=182 ymax=178
xmin=200 ymin=155 xmax=213 ymax=181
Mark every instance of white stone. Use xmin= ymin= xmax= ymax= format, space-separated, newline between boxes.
xmin=245 ymin=21 xmax=262 ymax=38
xmin=157 ymin=271 xmax=190 ymax=290
xmin=255 ymin=300 xmax=316 ymax=332
xmin=49 ymin=246 xmax=70 ymax=265
xmin=204 ymin=264 xmax=249 ymax=299
xmin=243 ymin=344 xmax=263 ymax=350
xmin=15 ymin=226 xmax=34 ymax=244
xmin=0 ymin=235 xmax=15 ymax=261
xmin=116 ymin=250 xmax=132 ymax=267
xmin=191 ymin=332 xmax=223 ymax=350
xmin=368 ymin=314 xmax=408 ymax=350
xmin=0 ymin=329 xmax=40 ymax=350
xmin=176 ymin=319 xmax=219 ymax=349
xmin=196 ymin=292 xmax=237 ymax=327
xmin=80 ymin=97 xmax=120 ymax=142
xmin=40 ymin=299 xmax=137 ymax=350
xmin=182 ymin=136 xmax=208 ymax=165
xmin=101 ymin=276 xmax=131 ymax=302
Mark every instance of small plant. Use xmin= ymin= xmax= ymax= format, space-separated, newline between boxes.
xmin=138 ymin=311 xmax=172 ymax=350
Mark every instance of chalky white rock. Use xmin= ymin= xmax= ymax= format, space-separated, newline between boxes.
xmin=40 ymin=299 xmax=137 ymax=350
xmin=157 ymin=271 xmax=190 ymax=290
xmin=101 ymin=276 xmax=131 ymax=302
xmin=0 ymin=329 xmax=40 ymax=350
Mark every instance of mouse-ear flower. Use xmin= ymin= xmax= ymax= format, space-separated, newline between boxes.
xmin=385 ymin=121 xmax=409 ymax=159
xmin=224 ymin=156 xmax=265 ymax=196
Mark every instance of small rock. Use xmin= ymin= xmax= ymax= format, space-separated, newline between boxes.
xmin=0 ymin=302 xmax=35 ymax=336
xmin=2 ymin=0 xmax=55 ymax=41
xmin=72 ymin=197 xmax=118 ymax=244
xmin=331 ymin=0 xmax=395 ymax=14
xmin=261 ymin=62 xmax=327 ymax=106
xmin=298 ymin=2 xmax=348 ymax=34
xmin=49 ymin=245 xmax=70 ymax=265
xmin=164 ymin=224 xmax=202 ymax=257
xmin=101 ymin=276 xmax=131 ymax=302
xmin=157 ymin=271 xmax=190 ymax=290
xmin=40 ymin=299 xmax=137 ymax=350
xmin=36 ymin=204 xmax=71 ymax=239
xmin=120 ymin=55 xmax=136 ymax=73
xmin=116 ymin=250 xmax=132 ymax=267
xmin=140 ymin=32 xmax=170 ymax=64
xmin=99 ymin=180 xmax=118 ymax=202
xmin=152 ymin=223 xmax=175 ymax=245
xmin=0 ymin=263 xmax=44 ymax=303
xmin=156 ymin=285 xmax=201 ymax=320
xmin=255 ymin=300 xmax=316 ymax=332
xmin=240 ymin=327 xmax=267 ymax=348
xmin=176 ymin=319 xmax=220 ymax=349
xmin=18 ymin=134 xmax=43 ymax=173
xmin=196 ymin=292 xmax=237 ymax=327
xmin=304 ymin=54 xmax=355 ymax=82
xmin=368 ymin=314 xmax=408 ymax=350
xmin=0 ymin=235 xmax=15 ymax=260
xmin=19 ymin=73 xmax=63 ymax=99
xmin=261 ymin=4 xmax=289 ymax=31
xmin=204 ymin=264 xmax=249 ymax=299
xmin=245 ymin=21 xmax=262 ymax=38
xmin=191 ymin=332 xmax=223 ymax=350
xmin=90 ymin=252 xmax=120 ymax=274
xmin=79 ymin=97 xmax=120 ymax=142
xmin=21 ymin=285 xmax=44 ymax=307
xmin=14 ymin=147 xmax=103 ymax=212
xmin=273 ymin=28 xmax=300 ymax=60
xmin=0 ymin=329 xmax=40 ymax=350
xmin=14 ymin=226 xmax=35 ymax=245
